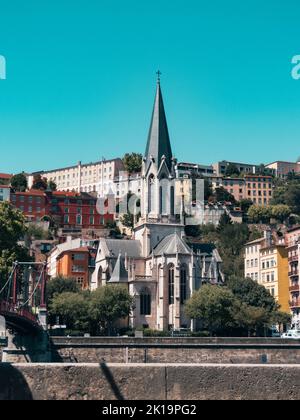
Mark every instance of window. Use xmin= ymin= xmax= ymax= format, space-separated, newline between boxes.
xmin=64 ymin=215 xmax=69 ymax=224
xmin=72 ymin=253 xmax=85 ymax=261
xmin=168 ymin=264 xmax=175 ymax=305
xmin=180 ymin=266 xmax=188 ymax=304
xmin=72 ymin=265 xmax=85 ymax=273
xmin=140 ymin=288 xmax=151 ymax=315
xmin=76 ymin=215 xmax=82 ymax=225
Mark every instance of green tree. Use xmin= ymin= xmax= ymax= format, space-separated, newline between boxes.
xmin=49 ymin=291 xmax=90 ymax=332
xmin=48 ymin=180 xmax=57 ymax=191
xmin=217 ymin=212 xmax=233 ymax=232
xmin=227 ymin=276 xmax=278 ymax=313
xmin=214 ymin=187 xmax=235 ymax=203
xmin=248 ymin=205 xmax=271 ymax=224
xmin=11 ymin=172 xmax=27 ymax=192
xmin=46 ymin=275 xmax=80 ymax=304
xmin=120 ymin=213 xmax=134 ymax=231
xmin=238 ymin=199 xmax=253 ymax=213
xmin=0 ymin=202 xmax=30 ymax=286
xmin=88 ymin=285 xmax=134 ymax=334
xmin=32 ymin=174 xmax=48 ymax=190
xmin=270 ymin=204 xmax=292 ymax=223
xmin=185 ymin=285 xmax=237 ymax=335
xmin=224 ymin=163 xmax=240 ymax=177
xmin=122 ymin=153 xmax=143 ymax=174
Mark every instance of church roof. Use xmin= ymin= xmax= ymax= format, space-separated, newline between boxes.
xmin=145 ymin=80 xmax=173 ymax=172
xmin=109 ymin=254 xmax=129 ymax=283
xmin=153 ymin=233 xmax=192 ymax=256
xmin=100 ymin=238 xmax=142 ymax=258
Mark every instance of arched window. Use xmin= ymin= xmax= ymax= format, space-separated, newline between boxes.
xmin=170 ymin=186 xmax=175 ymax=216
xmin=180 ymin=265 xmax=188 ymax=304
xmin=76 ymin=214 xmax=82 ymax=225
xmin=159 ymin=177 xmax=168 ymax=215
xmin=168 ymin=264 xmax=175 ymax=305
xmin=106 ymin=268 xmax=111 ymax=281
xmin=148 ymin=175 xmax=155 ymax=213
xmin=97 ymin=267 xmax=102 ymax=288
xmin=140 ymin=288 xmax=151 ymax=315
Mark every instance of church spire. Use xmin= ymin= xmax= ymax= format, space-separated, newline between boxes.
xmin=144 ymin=73 xmax=173 ymax=172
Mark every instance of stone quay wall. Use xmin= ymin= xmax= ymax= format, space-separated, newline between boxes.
xmin=0 ymin=363 xmax=299 ymax=400
xmin=50 ymin=337 xmax=300 ymax=364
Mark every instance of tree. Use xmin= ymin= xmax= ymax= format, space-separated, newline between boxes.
xmin=227 ymin=276 xmax=278 ymax=313
xmin=11 ymin=172 xmax=27 ymax=192
xmin=248 ymin=205 xmax=271 ymax=224
xmin=49 ymin=292 xmax=90 ymax=332
xmin=0 ymin=202 xmax=30 ymax=285
xmin=238 ymin=199 xmax=253 ymax=213
xmin=217 ymin=212 xmax=232 ymax=232
xmin=270 ymin=204 xmax=292 ymax=223
xmin=46 ymin=275 xmax=80 ymax=304
xmin=214 ymin=187 xmax=235 ymax=203
xmin=185 ymin=285 xmax=237 ymax=335
xmin=32 ymin=174 xmax=48 ymax=190
xmin=120 ymin=213 xmax=134 ymax=231
xmin=88 ymin=285 xmax=134 ymax=335
xmin=123 ymin=153 xmax=143 ymax=174
xmin=224 ymin=163 xmax=240 ymax=177
xmin=48 ymin=180 xmax=57 ymax=191
xmin=105 ymin=220 xmax=122 ymax=238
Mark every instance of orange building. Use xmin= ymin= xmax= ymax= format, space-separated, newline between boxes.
xmin=56 ymin=247 xmax=96 ymax=290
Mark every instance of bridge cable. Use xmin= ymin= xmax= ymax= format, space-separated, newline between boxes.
xmin=0 ymin=264 xmax=16 ymax=297
xmin=18 ymin=266 xmax=44 ymax=308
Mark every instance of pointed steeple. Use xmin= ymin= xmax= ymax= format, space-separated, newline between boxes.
xmin=145 ymin=74 xmax=173 ymax=172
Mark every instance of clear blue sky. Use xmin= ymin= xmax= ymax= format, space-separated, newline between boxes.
xmin=0 ymin=0 xmax=300 ymax=173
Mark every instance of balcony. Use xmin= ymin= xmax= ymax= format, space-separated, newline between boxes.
xmin=288 ymin=270 xmax=299 ymax=277
xmin=290 ymin=299 xmax=300 ymax=308
xmin=288 ymin=255 xmax=299 ymax=262
xmin=289 ymin=284 xmax=300 ymax=292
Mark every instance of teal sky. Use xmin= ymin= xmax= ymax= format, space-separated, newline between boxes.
xmin=0 ymin=0 xmax=300 ymax=174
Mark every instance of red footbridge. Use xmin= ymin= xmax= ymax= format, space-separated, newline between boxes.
xmin=0 ymin=262 xmax=47 ymax=333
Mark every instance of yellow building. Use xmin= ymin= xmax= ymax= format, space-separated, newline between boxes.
xmin=259 ymin=243 xmax=289 ymax=313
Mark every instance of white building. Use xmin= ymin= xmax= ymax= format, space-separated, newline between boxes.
xmin=0 ymin=186 xmax=10 ymax=202
xmin=28 ymin=158 xmax=124 ymax=196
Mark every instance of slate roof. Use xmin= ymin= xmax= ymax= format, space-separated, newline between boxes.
xmin=153 ymin=233 xmax=192 ymax=256
xmin=100 ymin=238 xmax=142 ymax=258
xmin=145 ymin=81 xmax=173 ymax=172
xmin=109 ymin=254 xmax=128 ymax=283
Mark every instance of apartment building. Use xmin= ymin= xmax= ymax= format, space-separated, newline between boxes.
xmin=286 ymin=226 xmax=300 ymax=328
xmin=265 ymin=161 xmax=300 ymax=178
xmin=244 ymin=174 xmax=273 ymax=205
xmin=244 ymin=232 xmax=290 ymax=313
xmin=10 ymin=189 xmax=113 ymax=230
xmin=56 ymin=246 xmax=96 ymax=290
xmin=28 ymin=158 xmax=124 ymax=196
xmin=175 ymin=162 xmax=215 ymax=178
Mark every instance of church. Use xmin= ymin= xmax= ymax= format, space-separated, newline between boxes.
xmin=91 ymin=77 xmax=224 ymax=331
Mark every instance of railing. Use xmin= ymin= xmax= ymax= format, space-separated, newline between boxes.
xmin=289 ymin=284 xmax=300 ymax=292
xmin=288 ymin=270 xmax=299 ymax=277
xmin=0 ymin=300 xmax=38 ymax=324
xmin=288 ymin=255 xmax=299 ymax=262
xmin=290 ymin=299 xmax=300 ymax=308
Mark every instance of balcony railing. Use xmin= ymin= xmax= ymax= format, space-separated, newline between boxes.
xmin=290 ymin=299 xmax=300 ymax=308
xmin=288 ymin=270 xmax=299 ymax=277
xmin=289 ymin=284 xmax=300 ymax=292
xmin=288 ymin=255 xmax=299 ymax=262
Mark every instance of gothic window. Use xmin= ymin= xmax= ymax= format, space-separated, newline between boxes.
xmin=148 ymin=175 xmax=155 ymax=213
xmin=170 ymin=186 xmax=175 ymax=216
xmin=168 ymin=264 xmax=175 ymax=305
xmin=159 ymin=177 xmax=168 ymax=215
xmin=140 ymin=288 xmax=151 ymax=315
xmin=180 ymin=265 xmax=188 ymax=304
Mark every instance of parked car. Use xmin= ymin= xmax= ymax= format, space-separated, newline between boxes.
xmin=281 ymin=329 xmax=300 ymax=339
